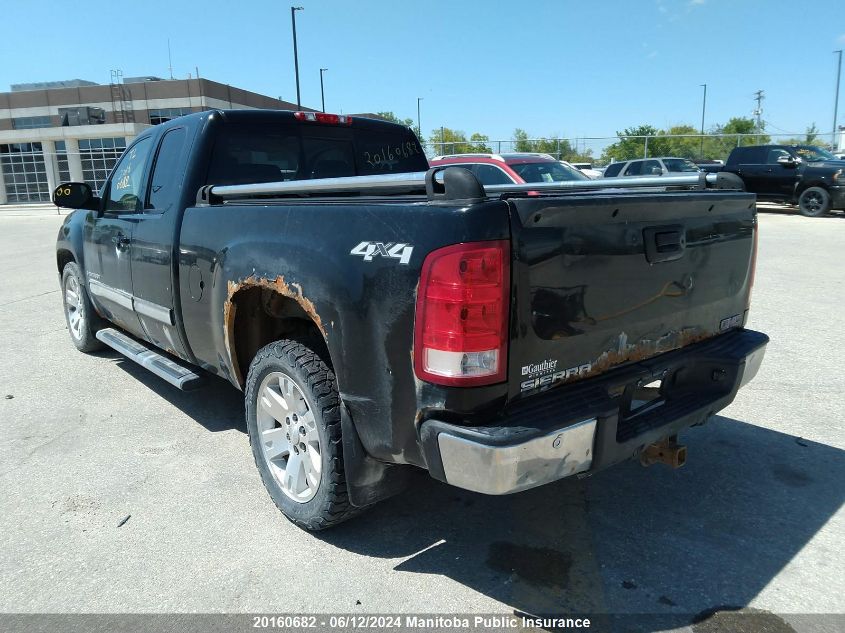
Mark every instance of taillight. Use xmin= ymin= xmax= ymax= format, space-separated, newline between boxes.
xmin=414 ymin=240 xmax=510 ymax=386
xmin=294 ymin=111 xmax=353 ymax=125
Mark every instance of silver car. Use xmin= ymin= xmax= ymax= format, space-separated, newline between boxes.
xmin=603 ymin=157 xmax=701 ymax=178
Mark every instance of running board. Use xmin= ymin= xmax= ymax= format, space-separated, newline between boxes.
xmin=95 ymin=328 xmax=204 ymax=391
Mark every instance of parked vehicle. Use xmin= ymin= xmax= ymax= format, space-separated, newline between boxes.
xmin=701 ymin=145 xmax=845 ymax=217
xmin=429 ymin=152 xmax=588 ymax=186
xmin=603 ymin=157 xmax=702 ymax=178
xmin=53 ymin=109 xmax=767 ymax=530
xmin=565 ymin=161 xmax=603 ymax=179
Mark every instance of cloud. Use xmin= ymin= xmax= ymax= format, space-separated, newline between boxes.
xmin=689 ymin=0 xmax=706 ymax=5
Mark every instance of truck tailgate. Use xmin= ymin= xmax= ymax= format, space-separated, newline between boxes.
xmin=508 ymin=191 xmax=757 ymax=400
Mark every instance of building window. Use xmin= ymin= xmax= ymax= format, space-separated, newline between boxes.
xmin=12 ymin=116 xmax=53 ymax=130
xmin=149 ymin=108 xmax=192 ymax=125
xmin=79 ymin=137 xmax=127 ymax=192
xmin=55 ymin=141 xmax=71 ymax=183
xmin=0 ymin=143 xmax=50 ymax=202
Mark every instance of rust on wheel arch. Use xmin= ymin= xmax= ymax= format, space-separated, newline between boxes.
xmin=223 ymin=274 xmax=328 ymax=385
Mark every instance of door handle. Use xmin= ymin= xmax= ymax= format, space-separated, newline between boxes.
xmin=643 ymin=225 xmax=686 ymax=264
xmin=113 ymin=234 xmax=131 ymax=250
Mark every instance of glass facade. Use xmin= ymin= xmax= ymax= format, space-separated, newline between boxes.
xmin=149 ymin=108 xmax=192 ymax=125
xmin=79 ymin=137 xmax=127 ymax=192
xmin=0 ymin=142 xmax=50 ymax=202
xmin=12 ymin=115 xmax=53 ymax=130
xmin=55 ymin=141 xmax=71 ymax=183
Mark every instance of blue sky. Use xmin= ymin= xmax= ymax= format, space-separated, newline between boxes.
xmin=3 ymin=0 xmax=844 ymax=148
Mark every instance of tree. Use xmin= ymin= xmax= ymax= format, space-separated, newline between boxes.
xmin=600 ymin=125 xmax=670 ymax=163
xmin=375 ymin=111 xmax=422 ymax=141
xmin=660 ymin=125 xmax=702 ymax=159
xmin=429 ymin=127 xmax=470 ymax=154
xmin=469 ymin=132 xmax=492 ymax=153
xmin=511 ymin=129 xmax=589 ymax=160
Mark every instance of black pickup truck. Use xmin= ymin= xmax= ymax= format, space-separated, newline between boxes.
xmin=53 ymin=110 xmax=768 ymax=530
xmin=700 ymin=144 xmax=845 ymax=216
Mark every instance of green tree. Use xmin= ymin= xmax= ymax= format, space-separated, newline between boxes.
xmin=511 ymin=129 xmax=587 ymax=160
xmin=375 ymin=111 xmax=422 ymax=141
xmin=429 ymin=127 xmax=470 ymax=154
xmin=601 ymin=125 xmax=669 ymax=163
xmin=469 ymin=132 xmax=492 ymax=153
xmin=660 ymin=124 xmax=702 ymax=159
xmin=428 ymin=128 xmax=495 ymax=154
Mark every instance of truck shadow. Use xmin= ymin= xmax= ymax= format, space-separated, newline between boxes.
xmin=104 ymin=357 xmax=842 ymax=630
xmin=317 ymin=416 xmax=843 ymax=632
xmin=110 ymin=355 xmax=246 ymax=433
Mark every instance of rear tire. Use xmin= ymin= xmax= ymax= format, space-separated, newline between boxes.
xmin=798 ymin=187 xmax=831 ymax=217
xmin=61 ymin=262 xmax=104 ymax=353
xmin=245 ymin=339 xmax=360 ymax=530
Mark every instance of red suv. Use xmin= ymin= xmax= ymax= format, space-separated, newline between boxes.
xmin=428 ymin=152 xmax=588 ymax=186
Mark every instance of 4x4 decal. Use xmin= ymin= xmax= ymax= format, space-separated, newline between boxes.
xmin=351 ymin=241 xmax=414 ymax=264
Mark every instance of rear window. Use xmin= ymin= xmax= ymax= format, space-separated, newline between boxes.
xmin=604 ymin=162 xmax=625 ymax=177
xmin=663 ymin=158 xmax=700 ymax=173
xmin=206 ymin=122 xmax=427 ymax=186
xmin=510 ymin=161 xmax=587 ymax=183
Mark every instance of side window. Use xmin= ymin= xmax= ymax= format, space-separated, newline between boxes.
xmin=147 ymin=127 xmax=188 ymax=212
xmin=734 ymin=147 xmax=764 ymax=164
xmin=106 ymin=137 xmax=153 ymax=212
xmin=604 ymin=163 xmax=625 ymax=177
xmin=767 ymin=148 xmax=791 ymax=164
xmin=642 ymin=160 xmax=662 ymax=175
xmin=207 ymin=127 xmax=299 ymax=186
xmin=472 ymin=164 xmax=514 ymax=185
xmin=624 ymin=161 xmax=644 ymax=176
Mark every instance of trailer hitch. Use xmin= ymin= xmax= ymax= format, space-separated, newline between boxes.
xmin=640 ymin=435 xmax=687 ymax=468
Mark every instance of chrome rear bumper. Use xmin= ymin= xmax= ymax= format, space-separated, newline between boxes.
xmin=437 ymin=418 xmax=597 ymax=495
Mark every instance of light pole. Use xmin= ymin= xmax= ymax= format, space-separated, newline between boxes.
xmin=416 ymin=97 xmax=423 ymax=139
xmin=833 ymin=50 xmax=842 ymax=148
xmin=319 ymin=68 xmax=327 ymax=112
xmin=290 ymin=6 xmax=304 ymax=108
xmin=699 ymin=83 xmax=707 ymax=158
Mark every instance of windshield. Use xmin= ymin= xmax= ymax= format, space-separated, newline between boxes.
xmin=663 ymin=158 xmax=700 ymax=173
xmin=793 ymin=146 xmax=836 ymax=162
xmin=510 ymin=161 xmax=588 ymax=183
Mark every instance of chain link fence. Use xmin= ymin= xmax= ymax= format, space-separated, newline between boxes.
xmin=424 ymin=132 xmax=843 ymax=164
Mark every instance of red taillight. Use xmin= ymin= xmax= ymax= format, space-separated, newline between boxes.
xmin=294 ymin=111 xmax=353 ymax=125
xmin=414 ymin=240 xmax=510 ymax=386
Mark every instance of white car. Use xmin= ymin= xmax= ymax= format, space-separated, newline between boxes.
xmin=560 ymin=161 xmax=602 ymax=179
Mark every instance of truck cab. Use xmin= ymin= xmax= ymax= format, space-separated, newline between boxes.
xmin=723 ymin=144 xmax=845 ymax=216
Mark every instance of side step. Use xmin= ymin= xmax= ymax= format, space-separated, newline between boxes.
xmin=95 ymin=328 xmax=204 ymax=391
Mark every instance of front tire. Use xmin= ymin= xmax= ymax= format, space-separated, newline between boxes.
xmin=798 ymin=187 xmax=831 ymax=217
xmin=245 ymin=340 xmax=359 ymax=530
xmin=61 ymin=262 xmax=104 ymax=353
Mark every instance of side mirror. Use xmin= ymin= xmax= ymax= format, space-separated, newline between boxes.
xmin=776 ymin=155 xmax=800 ymax=168
xmin=52 ymin=182 xmax=100 ymax=210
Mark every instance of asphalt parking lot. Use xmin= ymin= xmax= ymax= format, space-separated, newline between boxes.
xmin=0 ymin=203 xmax=843 ymax=631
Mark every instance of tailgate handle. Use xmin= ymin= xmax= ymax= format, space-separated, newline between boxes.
xmin=643 ymin=225 xmax=685 ymax=263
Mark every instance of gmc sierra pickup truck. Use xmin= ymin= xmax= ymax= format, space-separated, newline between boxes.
xmin=53 ymin=110 xmax=768 ymax=530
xmin=699 ymin=144 xmax=845 ymax=216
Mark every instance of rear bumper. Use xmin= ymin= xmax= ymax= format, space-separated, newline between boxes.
xmin=419 ymin=328 xmax=768 ymax=495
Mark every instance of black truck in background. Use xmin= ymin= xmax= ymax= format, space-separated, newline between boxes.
xmin=699 ymin=144 xmax=845 ymax=216
xmin=53 ymin=109 xmax=768 ymax=530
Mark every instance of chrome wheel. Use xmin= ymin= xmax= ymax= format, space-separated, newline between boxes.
xmin=256 ymin=371 xmax=322 ymax=503
xmin=64 ymin=274 xmax=85 ymax=341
